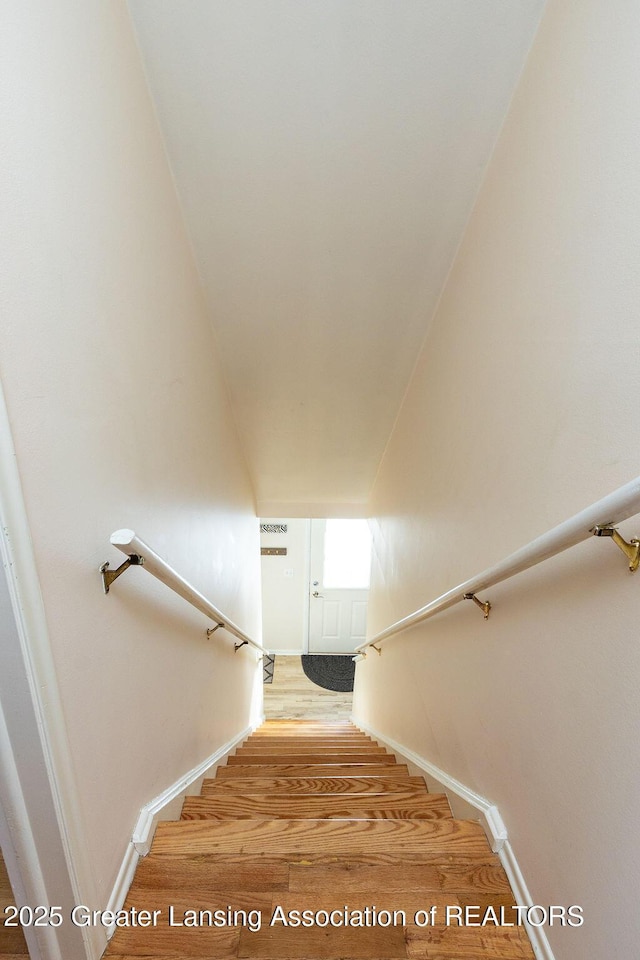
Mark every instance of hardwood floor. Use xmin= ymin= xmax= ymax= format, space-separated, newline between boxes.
xmin=105 ymin=721 xmax=534 ymax=959
xmin=263 ymin=656 xmax=353 ymax=719
xmin=0 ymin=850 xmax=29 ymax=958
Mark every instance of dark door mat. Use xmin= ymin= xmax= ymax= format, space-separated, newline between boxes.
xmin=263 ymin=654 xmax=275 ymax=684
xmin=301 ymin=655 xmax=355 ymax=692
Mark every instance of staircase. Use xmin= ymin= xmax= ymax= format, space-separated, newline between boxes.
xmin=105 ymin=720 xmax=534 ymax=958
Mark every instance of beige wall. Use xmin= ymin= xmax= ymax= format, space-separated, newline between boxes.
xmin=1 ymin=0 xmax=262 ymax=915
xmin=354 ymin=1 xmax=640 ymax=957
xmin=260 ymin=520 xmax=310 ymax=653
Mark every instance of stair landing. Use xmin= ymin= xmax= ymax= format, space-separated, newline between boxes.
xmin=104 ymin=720 xmax=534 ymax=959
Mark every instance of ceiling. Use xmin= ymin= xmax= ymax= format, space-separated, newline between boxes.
xmin=128 ymin=1 xmax=544 ymax=516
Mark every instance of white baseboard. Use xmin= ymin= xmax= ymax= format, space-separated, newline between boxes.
xmin=106 ymin=722 xmax=255 ymax=926
xmin=499 ymin=840 xmax=555 ymax=960
xmin=354 ymin=718 xmax=507 ymax=851
xmin=353 ymin=718 xmax=555 ymax=960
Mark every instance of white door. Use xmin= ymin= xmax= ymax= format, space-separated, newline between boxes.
xmin=308 ymin=519 xmax=372 ymax=654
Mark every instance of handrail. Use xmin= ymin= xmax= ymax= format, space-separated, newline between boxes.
xmin=101 ymin=529 xmax=268 ymax=655
xmin=355 ymin=475 xmax=640 ymax=656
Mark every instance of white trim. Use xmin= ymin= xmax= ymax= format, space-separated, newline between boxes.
xmin=354 ymin=719 xmax=507 ymax=850
xmin=302 ymin=518 xmax=311 ymax=655
xmin=0 ymin=704 xmax=52 ymax=960
xmin=106 ymin=722 xmax=255 ymax=928
xmin=131 ymin=722 xmax=251 ymax=855
xmin=105 ymin=837 xmax=140 ymax=934
xmin=353 ymin=719 xmax=555 ymax=960
xmin=0 ymin=384 xmax=101 ymax=960
xmin=500 ymin=841 xmax=555 ymax=960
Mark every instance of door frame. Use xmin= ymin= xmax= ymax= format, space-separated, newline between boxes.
xmin=0 ymin=386 xmax=100 ymax=960
xmin=302 ymin=518 xmax=312 ymax=654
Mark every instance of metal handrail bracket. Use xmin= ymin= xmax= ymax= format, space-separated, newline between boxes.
xmin=102 ymin=528 xmax=267 ymax=655
xmin=355 ymin=475 xmax=640 ymax=655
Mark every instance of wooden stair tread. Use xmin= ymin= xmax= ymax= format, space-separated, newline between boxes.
xmin=247 ymin=739 xmax=375 ymax=746
xmin=238 ymin=895 xmax=418 ymax=958
xmin=129 ymin=855 xmax=291 ymax=893
xmin=237 ymin=922 xmax=406 ymax=959
xmin=129 ymin=851 xmax=512 ymax=893
xmin=247 ymin=741 xmax=375 ymax=747
xmin=260 ymin=891 xmax=456 ymax=920
xmin=259 ymin=722 xmax=359 ymax=730
xmin=228 ymin=753 xmax=396 ymax=765
xmin=405 ymin=924 xmax=533 ymax=958
xmin=258 ymin=724 xmax=359 ymax=728
xmin=228 ymin=749 xmax=388 ymax=766
xmin=247 ymin=730 xmax=375 ymax=743
xmin=245 ymin=730 xmax=376 ymax=743
xmin=135 ymin=849 xmax=511 ymax=872
xmin=203 ymin=776 xmax=428 ymax=795
xmin=118 ymin=887 xmax=456 ymax=919
xmin=104 ymin=894 xmax=529 ymax=960
xmin=152 ymin=818 xmax=491 ymax=855
xmin=103 ymin=924 xmax=239 ymax=957
xmin=216 ymin=764 xmax=411 ymax=778
xmin=288 ymin=858 xmax=513 ymax=894
xmin=181 ymin=793 xmax=451 ymax=820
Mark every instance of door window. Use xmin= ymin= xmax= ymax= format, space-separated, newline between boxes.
xmin=322 ymin=519 xmax=372 ymax=589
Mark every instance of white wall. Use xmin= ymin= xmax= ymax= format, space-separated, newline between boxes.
xmin=0 ymin=0 xmax=262 ymax=931
xmin=354 ymin=1 xmax=640 ymax=958
xmin=260 ymin=519 xmax=309 ymax=653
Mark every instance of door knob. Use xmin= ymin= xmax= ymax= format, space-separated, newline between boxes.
xmin=312 ymin=591 xmax=324 ymax=598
